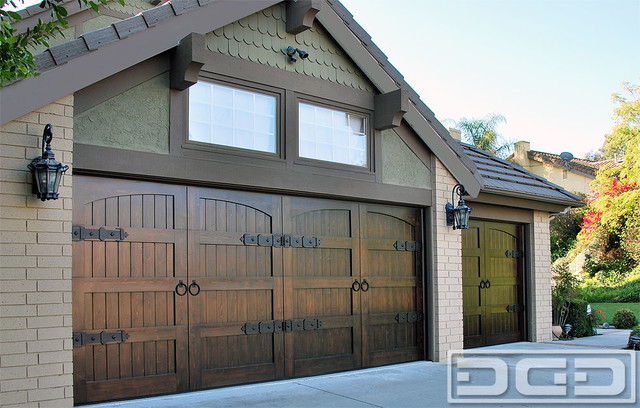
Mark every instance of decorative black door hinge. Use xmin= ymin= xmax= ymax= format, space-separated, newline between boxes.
xmin=242 ymin=319 xmax=323 ymax=334
xmin=241 ymin=234 xmax=321 ymax=248
xmin=394 ymin=240 xmax=422 ymax=252
xmin=72 ymin=226 xmax=128 ymax=242
xmin=395 ymin=311 xmax=424 ymax=323
xmin=72 ymin=330 xmax=130 ymax=348
xmin=505 ymin=250 xmax=523 ymax=258
xmin=506 ymin=304 xmax=525 ymax=313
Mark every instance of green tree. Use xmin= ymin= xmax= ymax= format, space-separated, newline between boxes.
xmin=1 ymin=0 xmax=123 ymax=87
xmin=601 ymin=82 xmax=640 ymax=161
xmin=577 ymin=81 xmax=640 ymax=273
xmin=456 ymin=113 xmax=513 ymax=158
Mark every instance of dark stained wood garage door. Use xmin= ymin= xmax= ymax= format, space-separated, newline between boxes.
xmin=360 ymin=204 xmax=424 ymax=366
xmin=72 ymin=178 xmax=189 ymax=404
xmin=73 ymin=177 xmax=424 ymax=403
xmin=462 ymin=220 xmax=525 ymax=348
xmin=188 ymin=188 xmax=284 ymax=389
xmin=283 ymin=197 xmax=362 ymax=378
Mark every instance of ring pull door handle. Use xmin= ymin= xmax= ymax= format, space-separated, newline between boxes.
xmin=175 ymin=280 xmax=188 ymax=296
xmin=361 ymin=279 xmax=370 ymax=292
xmin=485 ymin=280 xmax=491 ymax=289
xmin=352 ymin=279 xmax=361 ymax=292
xmin=188 ymin=280 xmax=201 ymax=296
xmin=479 ymin=280 xmax=486 ymax=289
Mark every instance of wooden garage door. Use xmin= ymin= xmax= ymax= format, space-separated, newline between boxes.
xmin=188 ymin=188 xmax=284 ymax=389
xmin=360 ymin=204 xmax=424 ymax=366
xmin=462 ymin=220 xmax=525 ymax=348
xmin=283 ymin=197 xmax=362 ymax=378
xmin=72 ymin=178 xmax=189 ymax=404
xmin=73 ymin=177 xmax=424 ymax=403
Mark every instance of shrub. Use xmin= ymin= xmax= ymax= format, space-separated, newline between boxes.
xmin=565 ymin=301 xmax=595 ymax=337
xmin=552 ymin=263 xmax=579 ymax=326
xmin=631 ymin=325 xmax=640 ymax=337
xmin=612 ymin=309 xmax=638 ymax=329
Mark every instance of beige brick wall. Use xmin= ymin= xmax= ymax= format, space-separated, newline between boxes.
xmin=0 ymin=96 xmax=74 ymax=407
xmin=430 ymin=158 xmax=463 ymax=361
xmin=531 ymin=210 xmax=553 ymax=342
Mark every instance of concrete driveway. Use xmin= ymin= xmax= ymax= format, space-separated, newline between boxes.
xmin=82 ymin=329 xmax=637 ymax=408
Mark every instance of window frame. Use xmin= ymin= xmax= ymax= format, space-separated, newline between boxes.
xmin=293 ymin=94 xmax=374 ymax=174
xmin=183 ymin=74 xmax=285 ymax=161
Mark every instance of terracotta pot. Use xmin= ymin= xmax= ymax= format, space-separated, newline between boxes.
xmin=552 ymin=325 xmax=563 ymax=340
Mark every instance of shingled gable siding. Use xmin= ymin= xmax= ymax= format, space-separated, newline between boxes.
xmin=0 ymin=97 xmax=74 ymax=408
xmin=205 ymin=3 xmax=375 ymax=92
xmin=431 ymin=158 xmax=464 ymax=361
xmin=532 ymin=211 xmax=553 ymax=342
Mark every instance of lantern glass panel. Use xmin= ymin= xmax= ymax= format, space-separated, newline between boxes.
xmin=460 ymin=207 xmax=472 ymax=229
xmin=35 ymin=167 xmax=47 ymax=194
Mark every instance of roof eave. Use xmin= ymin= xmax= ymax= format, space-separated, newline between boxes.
xmin=0 ymin=0 xmax=281 ymax=126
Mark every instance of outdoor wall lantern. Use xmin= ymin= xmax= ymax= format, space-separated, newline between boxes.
xmin=445 ymin=183 xmax=472 ymax=230
xmin=28 ymin=124 xmax=69 ymax=201
xmin=286 ymin=46 xmax=309 ymax=62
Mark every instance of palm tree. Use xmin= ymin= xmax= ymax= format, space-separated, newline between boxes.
xmin=456 ymin=113 xmax=513 ymax=158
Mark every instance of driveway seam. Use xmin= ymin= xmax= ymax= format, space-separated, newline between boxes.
xmin=293 ymin=382 xmax=384 ymax=407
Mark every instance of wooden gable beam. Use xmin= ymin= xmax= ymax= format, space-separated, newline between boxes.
xmin=374 ymin=88 xmax=408 ymax=130
xmin=286 ymin=0 xmax=321 ymax=35
xmin=170 ymin=32 xmax=206 ymax=90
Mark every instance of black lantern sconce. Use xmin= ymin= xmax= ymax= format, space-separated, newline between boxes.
xmin=286 ymin=46 xmax=309 ymax=62
xmin=445 ymin=183 xmax=472 ymax=230
xmin=28 ymin=124 xmax=69 ymax=201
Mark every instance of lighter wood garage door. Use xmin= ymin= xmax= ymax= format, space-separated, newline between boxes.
xmin=72 ymin=177 xmax=424 ymax=403
xmin=462 ymin=220 xmax=525 ymax=348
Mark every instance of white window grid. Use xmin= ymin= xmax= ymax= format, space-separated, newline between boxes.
xmin=189 ymin=82 xmax=277 ymax=153
xmin=298 ymin=103 xmax=367 ymax=167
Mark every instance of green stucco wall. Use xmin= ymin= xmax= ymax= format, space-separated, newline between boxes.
xmin=206 ymin=4 xmax=375 ymax=92
xmin=382 ymin=129 xmax=431 ymax=189
xmin=74 ymin=73 xmax=170 ymax=154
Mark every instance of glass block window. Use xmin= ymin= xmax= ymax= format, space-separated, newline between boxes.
xmin=298 ymin=103 xmax=367 ymax=167
xmin=189 ymin=82 xmax=277 ymax=153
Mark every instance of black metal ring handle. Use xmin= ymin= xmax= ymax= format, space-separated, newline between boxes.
xmin=485 ymin=280 xmax=491 ymax=289
xmin=188 ymin=280 xmax=201 ymax=296
xmin=352 ymin=279 xmax=361 ymax=292
xmin=361 ymin=279 xmax=370 ymax=292
xmin=479 ymin=280 xmax=486 ymax=289
xmin=175 ymin=280 xmax=188 ymax=296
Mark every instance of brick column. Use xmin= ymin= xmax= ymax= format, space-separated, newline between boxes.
xmin=430 ymin=158 xmax=463 ymax=361
xmin=0 ymin=96 xmax=74 ymax=407
xmin=531 ymin=210 xmax=552 ymax=342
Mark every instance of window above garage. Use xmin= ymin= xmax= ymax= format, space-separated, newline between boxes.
xmin=188 ymin=81 xmax=277 ymax=154
xmin=298 ymin=103 xmax=368 ymax=167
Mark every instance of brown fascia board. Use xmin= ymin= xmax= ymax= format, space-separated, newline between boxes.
xmin=469 ymin=191 xmax=582 ymax=213
xmin=473 ymin=189 xmax=584 ymax=210
xmin=318 ymin=1 xmax=483 ymax=197
xmin=0 ymin=0 xmax=280 ymax=126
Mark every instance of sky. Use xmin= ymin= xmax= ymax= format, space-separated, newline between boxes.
xmin=340 ymin=0 xmax=640 ymax=158
xmin=7 ymin=0 xmax=639 ymax=158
